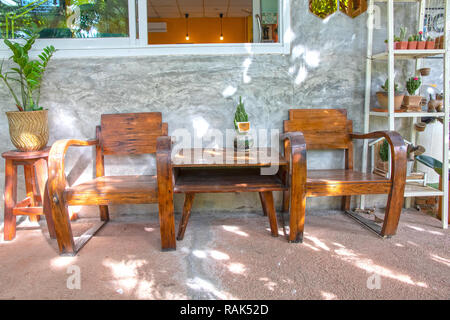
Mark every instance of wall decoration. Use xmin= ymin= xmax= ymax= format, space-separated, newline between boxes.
xmin=340 ymin=0 xmax=368 ymax=18
xmin=309 ymin=0 xmax=338 ymax=19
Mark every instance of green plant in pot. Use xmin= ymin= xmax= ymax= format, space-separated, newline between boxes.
xmin=0 ymin=32 xmax=55 ymax=151
xmin=375 ymin=78 xmax=404 ymax=111
xmin=233 ymin=96 xmax=253 ymax=151
xmin=404 ymin=76 xmax=422 ymax=108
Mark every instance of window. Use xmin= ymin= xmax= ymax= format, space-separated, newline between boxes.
xmin=148 ymin=0 xmax=279 ymax=45
xmin=0 ymin=0 xmax=129 ymax=39
xmin=0 ymin=0 xmax=290 ymax=57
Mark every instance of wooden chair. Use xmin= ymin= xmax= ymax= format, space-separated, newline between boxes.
xmin=47 ymin=112 xmax=174 ymax=255
xmin=283 ymin=109 xmax=407 ymax=240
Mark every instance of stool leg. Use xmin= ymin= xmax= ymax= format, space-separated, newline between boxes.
xmin=4 ymin=159 xmax=17 ymax=241
xmin=35 ymin=159 xmax=56 ymax=239
xmin=24 ymin=165 xmax=40 ymax=222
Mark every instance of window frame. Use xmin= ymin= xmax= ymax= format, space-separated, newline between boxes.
xmin=0 ymin=0 xmax=291 ymax=58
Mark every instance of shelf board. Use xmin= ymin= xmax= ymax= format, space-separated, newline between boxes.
xmin=369 ymin=111 xmax=445 ymax=118
xmin=404 ymin=182 xmax=443 ymax=197
xmin=372 ymin=50 xmax=445 ymax=60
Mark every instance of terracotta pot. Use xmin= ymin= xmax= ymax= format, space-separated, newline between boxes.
xmin=439 ymin=36 xmax=445 ymax=49
xmin=414 ymin=122 xmax=426 ymax=132
xmin=408 ymin=41 xmax=417 ymax=49
xmin=5 ymin=110 xmax=49 ymax=151
xmin=403 ymin=95 xmax=422 ymax=107
xmin=398 ymin=41 xmax=408 ymax=50
xmin=376 ymin=92 xmax=404 ymax=110
xmin=419 ymin=68 xmax=430 ymax=76
xmin=425 ymin=40 xmax=435 ymax=49
xmin=417 ymin=41 xmax=426 ymax=50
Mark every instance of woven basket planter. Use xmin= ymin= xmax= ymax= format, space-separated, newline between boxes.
xmin=6 ymin=110 xmax=49 ymax=151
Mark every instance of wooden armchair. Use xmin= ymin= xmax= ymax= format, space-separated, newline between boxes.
xmin=48 ymin=112 xmax=174 ymax=255
xmin=283 ymin=109 xmax=407 ymax=240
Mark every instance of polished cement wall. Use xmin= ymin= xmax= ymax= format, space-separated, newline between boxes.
xmin=0 ymin=1 xmax=444 ymax=220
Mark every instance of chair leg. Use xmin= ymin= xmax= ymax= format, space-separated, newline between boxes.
xmin=99 ymin=205 xmax=110 ymax=221
xmin=4 ymin=160 xmax=17 ymax=241
xmin=342 ymin=196 xmax=351 ymax=211
xmin=381 ymin=185 xmax=405 ymax=236
xmin=261 ymin=191 xmax=279 ymax=237
xmin=288 ymin=187 xmax=306 ymax=243
xmin=259 ymin=192 xmax=268 ymax=216
xmin=177 ymin=193 xmax=195 ymax=240
xmin=282 ymin=190 xmax=290 ymax=213
xmin=50 ymin=192 xmax=77 ymax=255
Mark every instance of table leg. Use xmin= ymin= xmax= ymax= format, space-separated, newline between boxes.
xmin=24 ymin=164 xmax=40 ymax=222
xmin=261 ymin=191 xmax=279 ymax=237
xmin=177 ymin=193 xmax=195 ymax=240
xmin=259 ymin=192 xmax=268 ymax=216
xmin=4 ymin=159 xmax=17 ymax=241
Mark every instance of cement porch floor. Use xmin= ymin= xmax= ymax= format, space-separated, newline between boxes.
xmin=0 ymin=209 xmax=448 ymax=300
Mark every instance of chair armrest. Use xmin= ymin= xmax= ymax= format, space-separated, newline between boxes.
xmin=350 ymin=131 xmax=407 ymax=181
xmin=48 ymin=139 xmax=97 ymax=205
xmin=281 ymin=131 xmax=307 ymax=185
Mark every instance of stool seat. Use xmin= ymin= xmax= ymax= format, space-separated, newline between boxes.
xmin=2 ymin=147 xmax=51 ymax=160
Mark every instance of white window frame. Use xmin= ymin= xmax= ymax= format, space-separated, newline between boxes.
xmin=0 ymin=0 xmax=291 ymax=58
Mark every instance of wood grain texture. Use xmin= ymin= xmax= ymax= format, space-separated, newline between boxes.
xmin=173 ymin=168 xmax=287 ymax=193
xmin=259 ymin=192 xmax=268 ymax=216
xmin=157 ymin=136 xmax=176 ymax=251
xmin=3 ymin=159 xmax=17 ymax=241
xmin=260 ymin=191 xmax=279 ymax=237
xmin=172 ymin=148 xmax=288 ymax=167
xmin=24 ymin=165 xmax=39 ymax=222
xmin=283 ymin=109 xmax=407 ymax=238
xmin=177 ymin=193 xmax=195 ymax=240
xmin=96 ymin=125 xmax=110 ymax=222
xmin=101 ymin=112 xmax=163 ymax=155
xmin=351 ymin=131 xmax=407 ymax=236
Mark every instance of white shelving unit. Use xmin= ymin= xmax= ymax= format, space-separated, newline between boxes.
xmin=362 ymin=0 xmax=449 ymax=229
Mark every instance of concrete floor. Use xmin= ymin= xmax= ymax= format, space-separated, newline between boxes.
xmin=0 ymin=209 xmax=448 ymax=300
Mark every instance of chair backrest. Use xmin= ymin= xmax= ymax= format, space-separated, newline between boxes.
xmin=284 ymin=109 xmax=353 ymax=150
xmin=99 ymin=112 xmax=168 ymax=155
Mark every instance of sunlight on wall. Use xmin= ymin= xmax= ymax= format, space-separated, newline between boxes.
xmin=192 ymin=116 xmax=210 ymax=138
xmin=242 ymin=58 xmax=252 ymax=84
xmin=222 ymin=85 xmax=237 ymax=98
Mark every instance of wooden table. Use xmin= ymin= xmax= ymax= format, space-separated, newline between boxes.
xmin=158 ymin=134 xmax=306 ymax=250
xmin=2 ymin=147 xmax=56 ymax=240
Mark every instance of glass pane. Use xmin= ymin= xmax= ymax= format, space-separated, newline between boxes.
xmin=147 ymin=0 xmax=279 ymax=44
xmin=0 ymin=0 xmax=129 ymax=39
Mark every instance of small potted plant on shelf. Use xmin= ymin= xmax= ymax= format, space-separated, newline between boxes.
xmin=404 ymin=76 xmax=422 ymax=109
xmin=417 ymin=31 xmax=426 ymax=50
xmin=425 ymin=36 xmax=435 ymax=49
xmin=0 ymin=32 xmax=56 ymax=151
xmin=375 ymin=78 xmax=404 ymax=111
xmin=398 ymin=27 xmax=408 ymax=49
xmin=233 ymin=96 xmax=253 ymax=151
xmin=408 ymin=34 xmax=418 ymax=49
xmin=406 ymin=144 xmax=425 ymax=176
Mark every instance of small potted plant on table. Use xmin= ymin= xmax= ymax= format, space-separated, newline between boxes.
xmin=403 ymin=76 xmax=422 ymax=110
xmin=233 ymin=96 xmax=253 ymax=151
xmin=0 ymin=32 xmax=55 ymax=151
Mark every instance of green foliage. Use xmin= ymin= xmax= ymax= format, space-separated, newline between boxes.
xmin=399 ymin=27 xmax=407 ymax=41
xmin=0 ymin=31 xmax=55 ymax=111
xmin=406 ymin=76 xmax=421 ymax=95
xmin=234 ymin=96 xmax=249 ymax=130
xmin=381 ymin=78 xmax=400 ymax=93
xmin=379 ymin=139 xmax=389 ymax=162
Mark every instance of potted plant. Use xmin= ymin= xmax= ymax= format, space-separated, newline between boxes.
xmin=398 ymin=27 xmax=408 ymax=49
xmin=417 ymin=31 xmax=426 ymax=50
xmin=425 ymin=36 xmax=435 ymax=49
xmin=406 ymin=144 xmax=425 ymax=176
xmin=0 ymin=32 xmax=55 ymax=151
xmin=375 ymin=78 xmax=404 ymax=111
xmin=403 ymin=76 xmax=422 ymax=108
xmin=408 ymin=34 xmax=418 ymax=49
xmin=377 ymin=139 xmax=389 ymax=172
xmin=233 ymin=96 xmax=253 ymax=151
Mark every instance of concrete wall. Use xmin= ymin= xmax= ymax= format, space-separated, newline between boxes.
xmin=0 ymin=1 xmax=445 ymax=220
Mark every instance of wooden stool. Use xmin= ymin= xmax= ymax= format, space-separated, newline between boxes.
xmin=2 ymin=147 xmax=56 ymax=240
